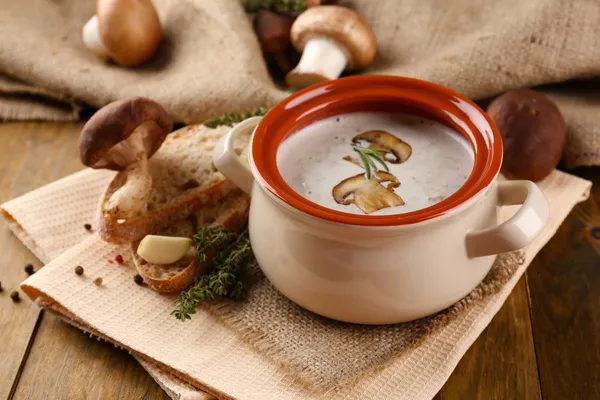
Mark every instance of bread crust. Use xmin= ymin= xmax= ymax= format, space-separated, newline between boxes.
xmin=98 ymin=123 xmax=241 ymax=244
xmin=131 ymin=194 xmax=250 ymax=293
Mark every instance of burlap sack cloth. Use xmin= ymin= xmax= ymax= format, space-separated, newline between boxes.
xmin=1 ymin=123 xmax=592 ymax=399
xmin=1 ymin=0 xmax=600 ymax=168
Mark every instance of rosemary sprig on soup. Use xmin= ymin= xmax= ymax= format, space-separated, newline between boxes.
xmin=277 ymin=112 xmax=474 ymax=216
xmin=350 ymin=145 xmax=390 ymax=179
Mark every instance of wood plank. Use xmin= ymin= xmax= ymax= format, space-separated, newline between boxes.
xmin=435 ymin=277 xmax=542 ymax=400
xmin=12 ymin=311 xmax=170 ymax=400
xmin=526 ymin=167 xmax=600 ymax=400
xmin=0 ymin=122 xmax=167 ymax=399
xmin=0 ymin=122 xmax=70 ymax=400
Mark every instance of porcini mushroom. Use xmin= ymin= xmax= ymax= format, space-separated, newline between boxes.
xmin=486 ymin=89 xmax=566 ymax=182
xmin=285 ymin=6 xmax=377 ymax=89
xmin=333 ymin=171 xmax=404 ymax=214
xmin=305 ymin=0 xmax=337 ymax=6
xmin=79 ymin=97 xmax=173 ymax=219
xmin=82 ymin=0 xmax=162 ymax=67
xmin=253 ymin=10 xmax=296 ymax=73
xmin=353 ymin=130 xmax=412 ymax=163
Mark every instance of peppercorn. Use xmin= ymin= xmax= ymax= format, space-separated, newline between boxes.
xmin=84 ymin=223 xmax=92 ymax=231
xmin=134 ymin=274 xmax=144 ymax=285
xmin=0 ymin=281 xmax=3 ymax=292
xmin=24 ymin=263 xmax=35 ymax=275
xmin=10 ymin=291 xmax=20 ymax=302
xmin=115 ymin=255 xmax=124 ymax=264
xmin=93 ymin=277 xmax=103 ymax=286
xmin=75 ymin=266 xmax=84 ymax=276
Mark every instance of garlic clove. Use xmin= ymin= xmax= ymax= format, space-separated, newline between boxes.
xmin=137 ymin=235 xmax=193 ymax=265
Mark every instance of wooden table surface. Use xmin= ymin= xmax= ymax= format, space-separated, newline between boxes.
xmin=1 ymin=122 xmax=598 ymax=400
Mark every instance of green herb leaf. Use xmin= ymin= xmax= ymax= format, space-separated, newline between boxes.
xmin=172 ymin=231 xmax=253 ymax=321
xmin=357 ymin=149 xmax=372 ymax=179
xmin=204 ymin=106 xmax=271 ymax=129
xmin=352 ymin=145 xmax=392 ymax=179
xmin=193 ymin=226 xmax=237 ymax=263
xmin=370 ymin=153 xmax=390 ymax=172
xmin=242 ymin=0 xmax=306 ymax=13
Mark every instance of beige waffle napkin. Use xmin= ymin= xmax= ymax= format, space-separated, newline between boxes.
xmin=1 ymin=166 xmax=591 ymax=399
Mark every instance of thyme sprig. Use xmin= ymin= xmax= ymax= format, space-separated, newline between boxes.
xmin=203 ymin=106 xmax=271 ymax=129
xmin=172 ymin=230 xmax=253 ymax=321
xmin=242 ymin=0 xmax=306 ymax=13
xmin=193 ymin=226 xmax=237 ymax=263
xmin=352 ymin=145 xmax=391 ymax=179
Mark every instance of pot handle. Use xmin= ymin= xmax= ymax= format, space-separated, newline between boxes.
xmin=466 ymin=180 xmax=549 ymax=258
xmin=212 ymin=116 xmax=262 ymax=194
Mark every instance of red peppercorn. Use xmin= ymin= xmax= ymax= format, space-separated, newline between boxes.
xmin=115 ymin=255 xmax=124 ymax=264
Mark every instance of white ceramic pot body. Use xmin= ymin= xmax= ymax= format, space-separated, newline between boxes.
xmin=213 ymin=77 xmax=549 ymax=324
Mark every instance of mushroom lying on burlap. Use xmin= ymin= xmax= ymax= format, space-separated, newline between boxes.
xmin=82 ymin=0 xmax=162 ymax=66
xmin=253 ymin=10 xmax=296 ymax=73
xmin=78 ymin=97 xmax=173 ymax=219
xmin=353 ymin=130 xmax=412 ymax=164
xmin=333 ymin=171 xmax=404 ymax=214
xmin=286 ymin=6 xmax=377 ymax=89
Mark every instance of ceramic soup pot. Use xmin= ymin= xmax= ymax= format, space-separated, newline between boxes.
xmin=213 ymin=75 xmax=548 ymax=325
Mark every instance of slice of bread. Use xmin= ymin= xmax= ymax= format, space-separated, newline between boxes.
xmin=99 ymin=123 xmax=249 ymax=244
xmin=130 ymin=192 xmax=250 ymax=293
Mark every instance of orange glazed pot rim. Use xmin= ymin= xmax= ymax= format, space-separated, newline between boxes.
xmin=249 ymin=75 xmax=503 ymax=226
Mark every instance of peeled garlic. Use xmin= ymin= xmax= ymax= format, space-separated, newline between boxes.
xmin=137 ymin=235 xmax=192 ymax=264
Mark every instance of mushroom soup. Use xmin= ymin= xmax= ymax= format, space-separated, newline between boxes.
xmin=277 ymin=112 xmax=474 ymax=215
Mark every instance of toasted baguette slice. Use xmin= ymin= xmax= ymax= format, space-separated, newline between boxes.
xmin=99 ymin=123 xmax=249 ymax=244
xmin=130 ymin=192 xmax=250 ymax=293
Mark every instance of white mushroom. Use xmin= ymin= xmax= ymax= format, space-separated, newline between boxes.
xmin=82 ymin=0 xmax=162 ymax=67
xmin=286 ymin=6 xmax=377 ymax=89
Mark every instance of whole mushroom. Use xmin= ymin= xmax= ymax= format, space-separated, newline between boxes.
xmin=487 ymin=89 xmax=566 ymax=182
xmin=79 ymin=97 xmax=173 ymax=219
xmin=82 ymin=0 xmax=162 ymax=67
xmin=253 ymin=10 xmax=296 ymax=73
xmin=286 ymin=6 xmax=377 ymax=89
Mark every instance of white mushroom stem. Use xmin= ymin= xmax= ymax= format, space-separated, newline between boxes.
xmin=82 ymin=15 xmax=109 ymax=60
xmin=292 ymin=37 xmax=348 ymax=81
xmin=106 ymin=127 xmax=153 ymax=218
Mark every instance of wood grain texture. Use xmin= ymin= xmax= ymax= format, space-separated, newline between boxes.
xmin=0 ymin=122 xmax=167 ymax=399
xmin=435 ymin=278 xmax=542 ymax=400
xmin=526 ymin=167 xmax=600 ymax=400
xmin=12 ymin=311 xmax=170 ymax=400
xmin=0 ymin=122 xmax=78 ymax=399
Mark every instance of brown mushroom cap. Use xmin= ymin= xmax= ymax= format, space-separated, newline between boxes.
xmin=305 ymin=0 xmax=337 ymax=6
xmin=487 ymin=89 xmax=566 ymax=182
xmin=96 ymin=0 xmax=161 ymax=66
xmin=290 ymin=6 xmax=376 ymax=69
xmin=79 ymin=97 xmax=173 ymax=170
xmin=253 ymin=10 xmax=295 ymax=54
